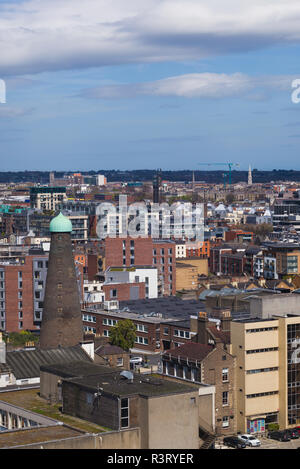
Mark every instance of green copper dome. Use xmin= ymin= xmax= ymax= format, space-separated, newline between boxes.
xmin=50 ymin=212 xmax=73 ymax=233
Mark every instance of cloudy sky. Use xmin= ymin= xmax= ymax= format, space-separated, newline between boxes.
xmin=1 ymin=0 xmax=300 ymax=171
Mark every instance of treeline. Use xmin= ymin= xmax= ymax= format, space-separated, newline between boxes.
xmin=1 ymin=169 xmax=300 ymax=184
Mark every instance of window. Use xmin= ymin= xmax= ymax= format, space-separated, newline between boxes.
xmin=110 ymin=289 xmax=117 ymax=298
xmin=222 ymin=416 xmax=229 ymax=428
xmin=117 ymin=357 xmax=123 ymax=367
xmin=222 ymin=391 xmax=228 ymax=406
xmin=120 ymin=398 xmax=129 ymax=428
xmin=222 ymin=368 xmax=229 ymax=382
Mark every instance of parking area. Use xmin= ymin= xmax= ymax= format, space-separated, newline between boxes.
xmin=215 ymin=435 xmax=300 ymax=450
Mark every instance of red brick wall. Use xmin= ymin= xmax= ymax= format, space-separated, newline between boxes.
xmin=103 ymin=282 xmax=146 ymax=301
xmin=105 ymin=237 xmax=153 ymax=267
xmin=105 ymin=237 xmax=176 ymax=296
xmin=4 ymin=257 xmax=35 ymax=332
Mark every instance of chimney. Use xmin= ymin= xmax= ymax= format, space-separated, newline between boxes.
xmin=220 ymin=309 xmax=232 ymax=332
xmin=197 ymin=311 xmax=209 ymax=345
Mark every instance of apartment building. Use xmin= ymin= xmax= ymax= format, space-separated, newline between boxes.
xmin=0 ymin=252 xmax=48 ymax=332
xmin=263 ymin=242 xmax=300 ymax=277
xmin=105 ymin=237 xmax=176 ymax=296
xmin=231 ymin=314 xmax=300 ymax=433
xmin=161 ymin=340 xmax=236 ymax=435
xmin=82 ymin=308 xmax=165 ymax=352
xmin=30 ymin=187 xmax=67 ymax=211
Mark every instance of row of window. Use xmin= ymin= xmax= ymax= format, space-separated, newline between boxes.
xmin=246 ymin=391 xmax=278 ymax=399
xmin=246 ymin=367 xmax=278 ymax=374
xmin=174 ymin=329 xmax=190 ymax=339
xmin=83 ymin=314 xmax=97 ymax=323
xmin=246 ymin=347 xmax=278 ymax=354
xmin=246 ymin=327 xmax=278 ymax=333
xmin=135 ymin=336 xmax=148 ymax=345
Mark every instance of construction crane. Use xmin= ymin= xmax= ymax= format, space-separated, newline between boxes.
xmin=198 ymin=163 xmax=239 ymax=187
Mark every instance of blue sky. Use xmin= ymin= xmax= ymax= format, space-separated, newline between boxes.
xmin=1 ymin=0 xmax=300 ymax=172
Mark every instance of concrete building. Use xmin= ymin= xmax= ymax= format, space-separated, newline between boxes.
xmin=40 ymin=362 xmax=201 ymax=449
xmin=231 ymin=313 xmax=300 ymax=433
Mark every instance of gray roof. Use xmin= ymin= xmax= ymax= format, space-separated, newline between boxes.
xmin=6 ymin=345 xmax=92 ymax=380
xmin=119 ymin=297 xmax=206 ymax=320
xmin=42 ymin=363 xmax=198 ymax=398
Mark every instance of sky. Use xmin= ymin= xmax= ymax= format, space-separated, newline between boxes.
xmin=1 ymin=0 xmax=300 ymax=172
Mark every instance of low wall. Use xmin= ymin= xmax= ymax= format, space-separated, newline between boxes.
xmin=11 ymin=427 xmax=141 ymax=450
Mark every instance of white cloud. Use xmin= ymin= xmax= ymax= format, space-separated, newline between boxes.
xmin=81 ymin=72 xmax=296 ymax=100
xmin=0 ymin=1 xmax=300 ymax=75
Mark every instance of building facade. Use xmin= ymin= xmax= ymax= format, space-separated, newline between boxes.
xmin=231 ymin=314 xmax=300 ymax=433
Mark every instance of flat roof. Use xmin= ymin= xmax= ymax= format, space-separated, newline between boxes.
xmin=42 ymin=363 xmax=199 ymax=398
xmin=0 ymin=425 xmax=84 ymax=449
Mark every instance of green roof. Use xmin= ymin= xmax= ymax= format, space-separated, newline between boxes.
xmin=50 ymin=212 xmax=72 ymax=233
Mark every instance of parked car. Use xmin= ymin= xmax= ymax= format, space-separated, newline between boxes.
xmin=223 ymin=436 xmax=246 ymax=449
xmin=286 ymin=429 xmax=300 ymax=439
xmin=268 ymin=430 xmax=291 ymax=442
xmin=238 ymin=434 xmax=261 ymax=447
xmin=130 ymin=356 xmax=143 ymax=365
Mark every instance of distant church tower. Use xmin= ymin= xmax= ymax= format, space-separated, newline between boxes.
xmin=248 ymin=165 xmax=252 ymax=186
xmin=39 ymin=213 xmax=83 ymax=350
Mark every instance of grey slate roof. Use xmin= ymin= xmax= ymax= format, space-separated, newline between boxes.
xmin=6 ymin=345 xmax=92 ymax=380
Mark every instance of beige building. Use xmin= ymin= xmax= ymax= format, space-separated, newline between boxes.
xmin=176 ymin=258 xmax=208 ymax=291
xmin=175 ymin=242 xmax=186 ymax=258
xmin=231 ymin=314 xmax=300 ymax=433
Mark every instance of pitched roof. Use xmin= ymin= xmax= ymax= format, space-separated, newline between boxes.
xmin=6 ymin=345 xmax=92 ymax=380
xmin=163 ymin=343 xmax=213 ymax=361
xmin=95 ymin=344 xmax=127 ymax=356
xmin=207 ymin=324 xmax=230 ymax=344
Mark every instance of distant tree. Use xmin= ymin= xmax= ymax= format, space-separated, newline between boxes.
xmin=109 ymin=319 xmax=136 ymax=351
xmin=225 ymin=193 xmax=235 ymax=204
xmin=5 ymin=330 xmax=38 ymax=347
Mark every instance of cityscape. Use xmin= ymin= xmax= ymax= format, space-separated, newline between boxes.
xmin=1 ymin=0 xmax=300 ymax=456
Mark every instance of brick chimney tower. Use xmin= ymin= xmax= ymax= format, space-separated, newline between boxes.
xmin=39 ymin=213 xmax=83 ymax=349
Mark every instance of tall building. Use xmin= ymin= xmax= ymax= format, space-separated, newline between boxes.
xmin=0 ymin=251 xmax=48 ymax=332
xmin=39 ymin=213 xmax=83 ymax=350
xmin=248 ymin=165 xmax=252 ymax=186
xmin=30 ymin=186 xmax=67 ymax=211
xmin=153 ymin=169 xmax=162 ymax=204
xmin=231 ymin=313 xmax=300 ymax=433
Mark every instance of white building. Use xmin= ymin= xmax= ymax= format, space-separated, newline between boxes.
xmin=104 ymin=266 xmax=158 ymax=298
xmin=83 ymin=280 xmax=105 ymax=304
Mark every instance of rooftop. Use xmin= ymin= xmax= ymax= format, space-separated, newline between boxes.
xmin=41 ymin=363 xmax=198 ymax=398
